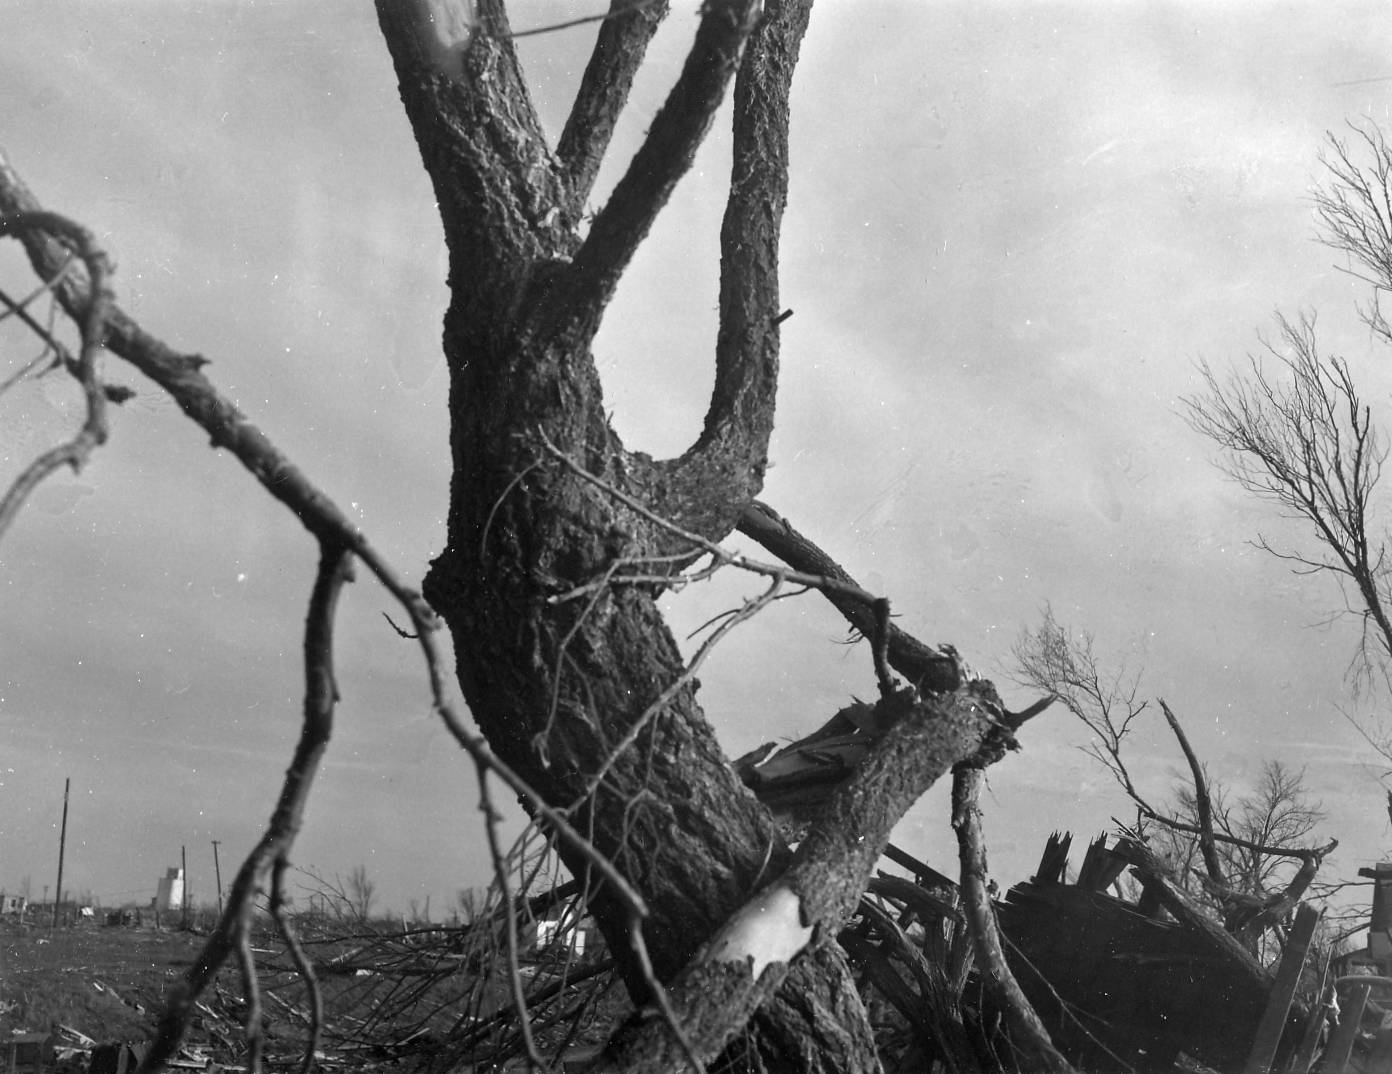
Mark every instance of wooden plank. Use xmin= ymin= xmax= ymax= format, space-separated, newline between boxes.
xmin=1290 ymin=952 xmax=1331 ymax=1073
xmin=1243 ymin=903 xmax=1322 ymax=1074
xmin=882 ymin=842 xmax=956 ymax=890
xmin=1317 ymin=980 xmax=1370 ymax=1073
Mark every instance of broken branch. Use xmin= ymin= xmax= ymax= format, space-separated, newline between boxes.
xmin=1159 ymin=699 xmax=1225 ymax=886
xmin=953 ymin=765 xmax=1076 ymax=1074
xmin=589 ymin=681 xmax=1033 ymax=1070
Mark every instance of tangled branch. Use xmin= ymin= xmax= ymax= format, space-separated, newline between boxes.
xmin=0 ymin=210 xmax=113 ymax=539
xmin=0 ymin=158 xmax=686 ymax=1074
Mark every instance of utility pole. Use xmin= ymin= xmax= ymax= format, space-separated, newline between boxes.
xmin=53 ymin=777 xmax=69 ymax=928
xmin=211 ymin=841 xmax=223 ymax=918
xmin=181 ymin=845 xmax=189 ymax=928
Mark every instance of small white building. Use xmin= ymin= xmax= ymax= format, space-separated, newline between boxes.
xmin=155 ymin=867 xmax=185 ymax=913
xmin=534 ymin=913 xmax=595 ymax=957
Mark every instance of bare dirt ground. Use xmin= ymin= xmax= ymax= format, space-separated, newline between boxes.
xmin=1 ymin=918 xmax=238 ymax=1068
xmin=2 ymin=916 xmax=626 ymax=1072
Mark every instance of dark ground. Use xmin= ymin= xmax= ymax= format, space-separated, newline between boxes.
xmin=0 ymin=917 xmax=242 ymax=1069
xmin=1 ymin=915 xmax=627 ymax=1072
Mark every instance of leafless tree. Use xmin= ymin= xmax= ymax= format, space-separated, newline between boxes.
xmin=1185 ymin=313 xmax=1392 ymax=692
xmin=456 ymin=887 xmax=485 ymax=927
xmin=1011 ymin=609 xmax=1336 ymax=943
xmin=346 ymin=866 xmax=376 ymax=925
xmin=1186 ymin=122 xmax=1392 ymax=774
xmin=1312 ymin=124 xmax=1392 ymax=347
xmin=1010 ymin=605 xmax=1150 ymax=805
xmin=0 ymin=5 xmax=1076 ymax=1073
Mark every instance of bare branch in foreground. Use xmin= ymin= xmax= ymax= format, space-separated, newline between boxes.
xmin=478 ymin=766 xmax=544 ymax=1069
xmin=0 ymin=210 xmax=112 ymax=540
xmin=0 ymin=167 xmax=665 ymax=1061
xmin=952 ymin=765 xmax=1077 ymax=1074
xmin=137 ymin=544 xmax=355 ymax=1073
xmin=267 ymin=858 xmax=321 ymax=1074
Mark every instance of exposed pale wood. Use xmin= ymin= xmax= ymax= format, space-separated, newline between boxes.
xmin=1317 ymin=981 xmax=1370 ymax=1073
xmin=1243 ymin=903 xmax=1322 ymax=1074
xmin=1291 ymin=953 xmax=1332 ymax=1073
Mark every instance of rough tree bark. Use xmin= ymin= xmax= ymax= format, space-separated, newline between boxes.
xmin=0 ymin=2 xmax=1074 ymax=1069
xmin=327 ymin=0 xmax=1066 ymax=1068
xmin=0 ymin=1 xmax=1072 ymax=1068
xmin=373 ymin=0 xmax=884 ymax=1068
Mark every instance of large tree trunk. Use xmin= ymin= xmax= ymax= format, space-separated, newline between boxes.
xmin=373 ymin=1 xmax=879 ymax=1069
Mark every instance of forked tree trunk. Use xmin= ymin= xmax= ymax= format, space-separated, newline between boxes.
xmin=373 ymin=1 xmax=880 ymax=1069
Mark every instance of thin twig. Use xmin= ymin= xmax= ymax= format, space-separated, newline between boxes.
xmin=0 ymin=250 xmax=76 ymax=325
xmin=539 ymin=431 xmax=883 ymax=609
xmin=569 ymin=574 xmax=784 ymax=809
xmin=138 ymin=546 xmax=354 ymax=1073
xmin=0 ymin=211 xmax=112 ymax=541
xmin=236 ymin=926 xmax=265 ymax=1074
xmin=478 ymin=765 xmax=543 ymax=1069
xmin=507 ymin=0 xmax=664 ymax=40
xmin=268 ymin=858 xmax=321 ymax=1074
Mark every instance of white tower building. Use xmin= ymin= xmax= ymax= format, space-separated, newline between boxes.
xmin=155 ymin=867 xmax=185 ymax=913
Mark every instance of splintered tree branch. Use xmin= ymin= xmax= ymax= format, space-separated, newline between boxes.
xmin=555 ymin=0 xmax=671 ymax=215
xmin=710 ymin=506 xmax=1067 ymax=1068
xmin=0 ymin=210 xmax=112 ymax=540
xmin=589 ymin=683 xmax=1039 ymax=1072
xmin=1160 ymin=699 xmax=1225 ymax=886
xmin=952 ymin=766 xmax=1076 ymax=1074
xmin=551 ymin=0 xmax=761 ymax=333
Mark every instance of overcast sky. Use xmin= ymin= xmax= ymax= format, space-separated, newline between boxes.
xmin=5 ymin=2 xmax=1392 ymax=920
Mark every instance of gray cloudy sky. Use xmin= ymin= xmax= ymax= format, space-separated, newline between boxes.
xmin=5 ymin=2 xmax=1392 ymax=918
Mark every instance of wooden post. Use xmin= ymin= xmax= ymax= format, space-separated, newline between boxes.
xmin=1243 ymin=903 xmax=1322 ymax=1074
xmin=211 ymin=840 xmax=223 ymax=918
xmin=52 ymin=778 xmax=69 ymax=929
xmin=1291 ymin=952 xmax=1332 ymax=1073
xmin=1318 ymin=980 xmax=1370 ymax=1072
